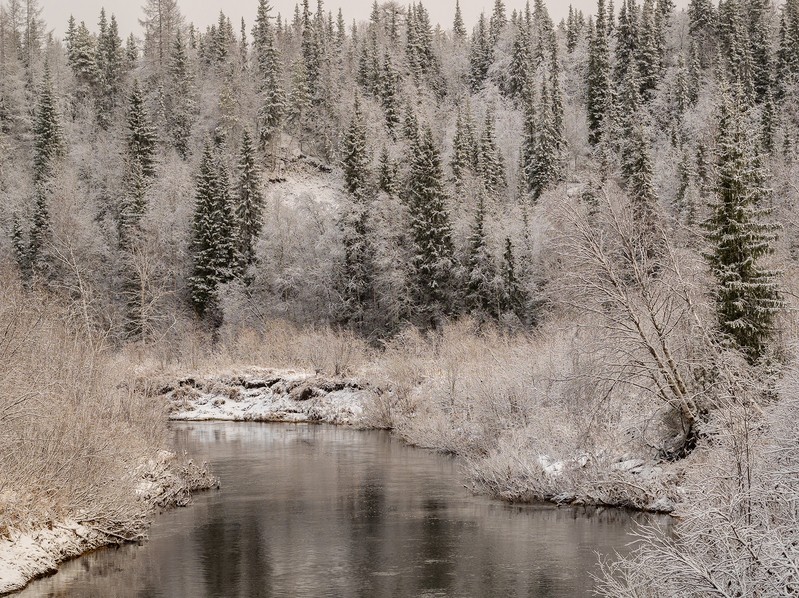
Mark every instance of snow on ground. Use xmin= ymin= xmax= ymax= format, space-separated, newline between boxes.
xmin=165 ymin=368 xmax=370 ymax=426
xmin=0 ymin=522 xmax=105 ymax=595
xmin=0 ymin=452 xmax=215 ymax=594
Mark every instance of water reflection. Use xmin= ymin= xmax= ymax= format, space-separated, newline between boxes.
xmin=18 ymin=423 xmax=666 ymax=598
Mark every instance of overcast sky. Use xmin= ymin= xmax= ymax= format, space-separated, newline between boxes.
xmin=41 ymin=0 xmax=688 ymax=39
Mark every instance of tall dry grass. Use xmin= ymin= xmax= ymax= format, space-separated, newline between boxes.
xmin=0 ymin=267 xmax=173 ymax=538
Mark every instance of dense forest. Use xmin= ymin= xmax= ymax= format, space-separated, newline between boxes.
xmin=2 ymin=0 xmax=799 ymax=594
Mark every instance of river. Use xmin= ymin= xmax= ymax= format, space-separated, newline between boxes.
xmin=18 ymin=422 xmax=661 ymax=597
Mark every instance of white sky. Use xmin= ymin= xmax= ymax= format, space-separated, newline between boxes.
xmin=40 ymin=0 xmax=688 ymax=38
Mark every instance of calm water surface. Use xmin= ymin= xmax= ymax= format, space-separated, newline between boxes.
xmin=19 ymin=422 xmax=661 ymax=598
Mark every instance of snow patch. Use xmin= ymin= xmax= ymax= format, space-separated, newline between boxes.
xmin=166 ymin=369 xmax=370 ymax=426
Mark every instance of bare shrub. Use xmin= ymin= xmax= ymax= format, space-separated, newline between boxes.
xmin=596 ymin=361 xmax=799 ymax=596
xmin=0 ymin=268 xmax=178 ymax=538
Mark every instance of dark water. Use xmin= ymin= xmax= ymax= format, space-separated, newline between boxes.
xmin=18 ymin=423 xmax=661 ymax=598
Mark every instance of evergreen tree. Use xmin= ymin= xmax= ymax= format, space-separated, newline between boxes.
xmin=587 ymin=0 xmax=612 ymax=146
xmin=705 ymin=85 xmax=782 ymax=363
xmin=478 ymin=110 xmax=506 ymax=195
xmin=254 ymin=0 xmax=285 ymax=150
xmin=638 ymin=0 xmax=661 ymax=95
xmin=500 ymin=237 xmax=523 ymax=316
xmin=489 ymin=0 xmax=507 ymax=46
xmin=507 ymin=19 xmax=533 ymax=101
xmin=342 ymin=96 xmax=369 ymax=200
xmin=190 ymin=140 xmax=236 ymax=317
xmin=125 ymin=79 xmax=156 ymax=179
xmin=96 ymin=11 xmax=124 ymax=126
xmin=27 ymin=184 xmax=50 ymax=274
xmin=465 ymin=192 xmax=497 ymax=316
xmin=529 ymin=78 xmax=560 ymax=200
xmin=380 ymin=52 xmax=401 ymax=137
xmin=166 ymin=30 xmax=194 ymax=159
xmin=119 ymin=79 xmax=157 ymax=246
xmin=406 ymin=128 xmax=455 ymax=322
xmin=566 ymin=5 xmax=581 ymax=53
xmin=749 ymin=0 xmax=771 ymax=103
xmin=32 ymin=63 xmax=64 ymax=185
xmin=469 ymin=13 xmax=492 ymax=91
xmin=339 ymin=96 xmax=374 ymax=326
xmin=377 ymin=147 xmax=398 ymax=196
xmin=624 ymin=126 xmax=659 ymax=246
xmin=68 ymin=21 xmax=97 ymax=91
xmin=453 ymin=0 xmax=467 ymax=40
xmin=11 ymin=216 xmax=29 ymax=277
xmin=235 ymin=129 xmax=264 ymax=271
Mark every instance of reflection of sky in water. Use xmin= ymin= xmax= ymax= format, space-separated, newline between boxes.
xmin=19 ymin=423 xmax=667 ymax=598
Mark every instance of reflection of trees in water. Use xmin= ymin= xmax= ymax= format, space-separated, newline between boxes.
xmin=19 ymin=424 xmax=664 ymax=598
xmin=417 ymin=498 xmax=456 ymax=594
xmin=196 ymin=502 xmax=242 ymax=596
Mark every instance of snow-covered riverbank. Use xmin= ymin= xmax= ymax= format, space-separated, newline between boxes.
xmin=165 ymin=369 xmax=369 ymax=425
xmin=0 ymin=452 xmax=216 ymax=596
xmin=161 ymin=368 xmax=681 ymax=515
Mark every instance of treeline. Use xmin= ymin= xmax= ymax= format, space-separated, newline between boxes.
xmin=0 ymin=0 xmax=796 ymax=357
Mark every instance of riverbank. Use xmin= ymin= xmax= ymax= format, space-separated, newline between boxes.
xmin=160 ymin=367 xmax=682 ymax=515
xmin=0 ymin=452 xmax=216 ymax=596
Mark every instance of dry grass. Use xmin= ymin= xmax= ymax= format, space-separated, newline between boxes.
xmin=0 ymin=267 xmax=181 ymax=537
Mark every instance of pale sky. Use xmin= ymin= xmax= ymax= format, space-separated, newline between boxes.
xmin=41 ymin=0 xmax=688 ymax=39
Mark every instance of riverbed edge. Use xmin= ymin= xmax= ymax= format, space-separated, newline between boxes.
xmin=0 ymin=453 xmax=218 ymax=596
xmin=164 ymin=368 xmax=682 ymax=516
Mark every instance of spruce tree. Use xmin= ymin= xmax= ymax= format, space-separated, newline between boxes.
xmin=587 ymin=0 xmax=612 ymax=146
xmin=96 ymin=11 xmax=124 ymax=126
xmin=465 ymin=192 xmax=497 ymax=316
xmin=478 ymin=110 xmax=506 ymax=196
xmin=32 ymin=63 xmax=64 ymax=185
xmin=69 ymin=20 xmax=97 ymax=91
xmin=638 ymin=0 xmax=661 ymax=95
xmin=27 ymin=184 xmax=50 ymax=275
xmin=500 ymin=237 xmax=523 ymax=316
xmin=406 ymin=128 xmax=455 ymax=322
xmin=125 ymin=79 xmax=156 ymax=179
xmin=469 ymin=13 xmax=492 ymax=91
xmin=380 ymin=52 xmax=401 ymax=137
xmin=508 ymin=20 xmax=533 ymax=102
xmin=489 ymin=0 xmax=508 ymax=46
xmin=119 ymin=79 xmax=157 ymax=246
xmin=342 ymin=96 xmax=369 ymax=200
xmin=453 ymin=0 xmax=467 ymax=41
xmin=339 ymin=96 xmax=374 ymax=326
xmin=235 ymin=129 xmax=264 ymax=271
xmin=190 ymin=140 xmax=237 ymax=317
xmin=705 ymin=86 xmax=782 ymax=363
xmin=377 ymin=147 xmax=397 ymax=196
xmin=254 ymin=0 xmax=285 ymax=150
xmin=166 ymin=30 xmax=194 ymax=158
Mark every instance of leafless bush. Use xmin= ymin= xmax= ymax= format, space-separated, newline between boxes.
xmin=0 ymin=268 xmax=178 ymax=538
xmin=596 ymin=362 xmax=799 ymax=597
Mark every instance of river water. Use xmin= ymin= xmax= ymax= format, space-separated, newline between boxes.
xmin=18 ymin=422 xmax=659 ymax=598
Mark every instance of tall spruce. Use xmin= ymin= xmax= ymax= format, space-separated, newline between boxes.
xmin=339 ymin=96 xmax=374 ymax=326
xmin=406 ymin=128 xmax=455 ymax=322
xmin=254 ymin=0 xmax=285 ymax=150
xmin=478 ymin=110 xmax=506 ymax=196
xmin=465 ymin=192 xmax=497 ymax=316
xmin=166 ymin=30 xmax=194 ymax=158
xmin=587 ymin=0 xmax=612 ymax=145
xmin=119 ymin=79 xmax=157 ymax=246
xmin=190 ymin=140 xmax=236 ymax=317
xmin=705 ymin=85 xmax=782 ymax=363
xmin=235 ymin=129 xmax=264 ymax=272
xmin=32 ymin=63 xmax=64 ymax=185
